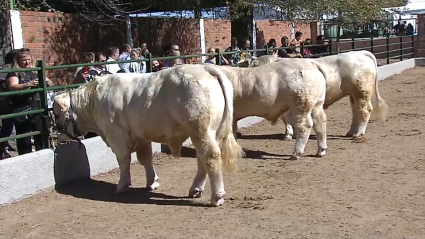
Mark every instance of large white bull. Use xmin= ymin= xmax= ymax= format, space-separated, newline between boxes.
xmin=247 ymin=50 xmax=388 ymax=140
xmin=216 ymin=59 xmax=328 ymax=160
xmin=52 ymin=64 xmax=244 ymax=207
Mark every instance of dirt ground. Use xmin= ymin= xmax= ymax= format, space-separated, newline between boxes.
xmin=1 ymin=67 xmax=425 ymax=239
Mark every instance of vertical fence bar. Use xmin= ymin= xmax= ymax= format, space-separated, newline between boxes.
xmin=265 ymin=44 xmax=268 ymax=55
xmin=399 ymin=36 xmax=403 ymax=61
xmin=215 ymin=48 xmax=222 ymax=65
xmin=36 ymin=60 xmax=50 ymax=149
xmin=386 ymin=35 xmax=390 ymax=65
xmin=329 ymin=39 xmax=333 ymax=55
xmin=352 ymin=37 xmax=355 ymax=51
xmin=370 ymin=36 xmax=374 ymax=54
xmin=300 ymin=44 xmax=304 ymax=57
xmin=411 ymin=35 xmax=415 ymax=58
xmin=147 ymin=53 xmax=152 ymax=73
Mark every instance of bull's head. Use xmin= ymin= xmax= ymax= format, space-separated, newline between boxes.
xmin=52 ymin=91 xmax=82 ymax=143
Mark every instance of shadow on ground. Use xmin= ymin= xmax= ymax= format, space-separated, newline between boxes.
xmin=55 ymin=179 xmax=208 ymax=207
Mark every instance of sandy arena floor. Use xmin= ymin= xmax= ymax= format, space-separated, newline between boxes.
xmin=1 ymin=67 xmax=425 ymax=239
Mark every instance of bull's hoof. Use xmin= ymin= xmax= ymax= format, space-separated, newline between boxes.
xmin=283 ymin=134 xmax=293 ymax=141
xmin=146 ymin=181 xmax=160 ymax=191
xmin=189 ymin=188 xmax=204 ymax=198
xmin=210 ymin=198 xmax=225 ymax=207
xmin=115 ymin=184 xmax=131 ymax=194
xmin=289 ymin=154 xmax=301 ymax=160
xmin=345 ymin=131 xmax=355 ymax=137
xmin=315 ymin=149 xmax=327 ymax=157
xmin=353 ymin=135 xmax=367 ymax=143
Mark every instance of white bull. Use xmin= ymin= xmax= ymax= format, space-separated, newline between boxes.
xmin=216 ymin=59 xmax=328 ymax=160
xmin=247 ymin=50 xmax=389 ymax=140
xmin=52 ymin=64 xmax=244 ymax=207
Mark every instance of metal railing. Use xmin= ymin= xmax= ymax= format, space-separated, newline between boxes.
xmin=0 ymin=34 xmax=420 ymax=152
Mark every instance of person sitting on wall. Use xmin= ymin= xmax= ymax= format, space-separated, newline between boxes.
xmin=151 ymin=59 xmax=163 ymax=72
xmin=278 ymin=36 xmax=302 ymax=58
xmin=74 ymin=52 xmax=110 ymax=84
xmin=302 ymin=38 xmax=313 ymax=57
xmin=118 ymin=44 xmax=132 ymax=73
xmin=129 ymin=48 xmax=146 ymax=73
xmin=224 ymin=37 xmax=241 ymax=65
xmin=311 ymin=35 xmax=330 ymax=57
xmin=73 ymin=52 xmax=94 ymax=78
xmin=204 ymin=47 xmax=229 ymax=65
xmin=289 ymin=31 xmax=303 ymax=54
xmin=5 ymin=48 xmax=53 ymax=155
xmin=267 ymin=38 xmax=278 ymax=55
xmin=164 ymin=44 xmax=185 ymax=68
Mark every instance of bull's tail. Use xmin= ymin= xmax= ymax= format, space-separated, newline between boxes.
xmin=363 ymin=51 xmax=389 ymax=122
xmin=204 ymin=65 xmax=245 ymax=173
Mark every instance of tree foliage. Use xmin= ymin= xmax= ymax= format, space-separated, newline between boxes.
xmin=5 ymin=0 xmax=409 ymax=24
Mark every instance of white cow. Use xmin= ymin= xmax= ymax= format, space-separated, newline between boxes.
xmin=246 ymin=50 xmax=389 ymax=140
xmin=52 ymin=64 xmax=245 ymax=207
xmin=215 ymin=59 xmax=328 ymax=160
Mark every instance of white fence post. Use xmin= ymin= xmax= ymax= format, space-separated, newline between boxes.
xmin=199 ymin=18 xmax=206 ymax=63
xmin=9 ymin=10 xmax=23 ymax=49
xmin=252 ymin=20 xmax=257 ymax=56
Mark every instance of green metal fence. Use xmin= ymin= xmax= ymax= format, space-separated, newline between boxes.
xmin=0 ymin=34 xmax=419 ymax=151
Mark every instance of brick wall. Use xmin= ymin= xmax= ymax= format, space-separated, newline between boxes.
xmin=20 ymin=11 xmax=126 ymax=83
xmin=132 ymin=17 xmax=201 ymax=56
xmin=255 ymin=20 xmax=313 ymax=49
xmin=20 ymin=11 xmax=126 ymax=65
xmin=204 ymin=19 xmax=232 ymax=51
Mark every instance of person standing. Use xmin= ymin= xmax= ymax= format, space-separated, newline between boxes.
xmin=5 ymin=48 xmax=53 ymax=155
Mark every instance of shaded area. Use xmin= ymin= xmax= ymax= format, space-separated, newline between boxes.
xmin=44 ymin=13 xmax=126 ymax=84
xmin=169 ymin=146 xmax=287 ymax=160
xmin=0 ymin=9 xmax=12 ymax=65
xmin=20 ymin=11 xmax=126 ymax=84
xmin=133 ymin=17 xmax=201 ymax=55
xmin=55 ymin=179 xmax=207 ymax=207
xmin=54 ymin=142 xmax=90 ymax=186
xmin=239 ymin=133 xmax=351 ymax=140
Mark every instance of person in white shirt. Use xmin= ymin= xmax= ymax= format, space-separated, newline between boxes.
xmin=118 ymin=44 xmax=132 ymax=72
xmin=105 ymin=47 xmax=121 ymax=74
xmin=129 ymin=49 xmax=146 ymax=73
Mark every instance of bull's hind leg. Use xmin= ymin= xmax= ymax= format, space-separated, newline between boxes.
xmin=346 ymin=95 xmax=373 ymax=139
xmin=136 ymin=143 xmax=160 ymax=191
xmin=191 ymin=133 xmax=226 ymax=207
xmin=281 ymin=111 xmax=295 ymax=140
xmin=311 ymin=104 xmax=327 ymax=157
xmin=290 ymin=110 xmax=313 ymax=160
xmin=188 ymin=156 xmax=207 ymax=198
xmin=115 ymin=153 xmax=132 ymax=193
